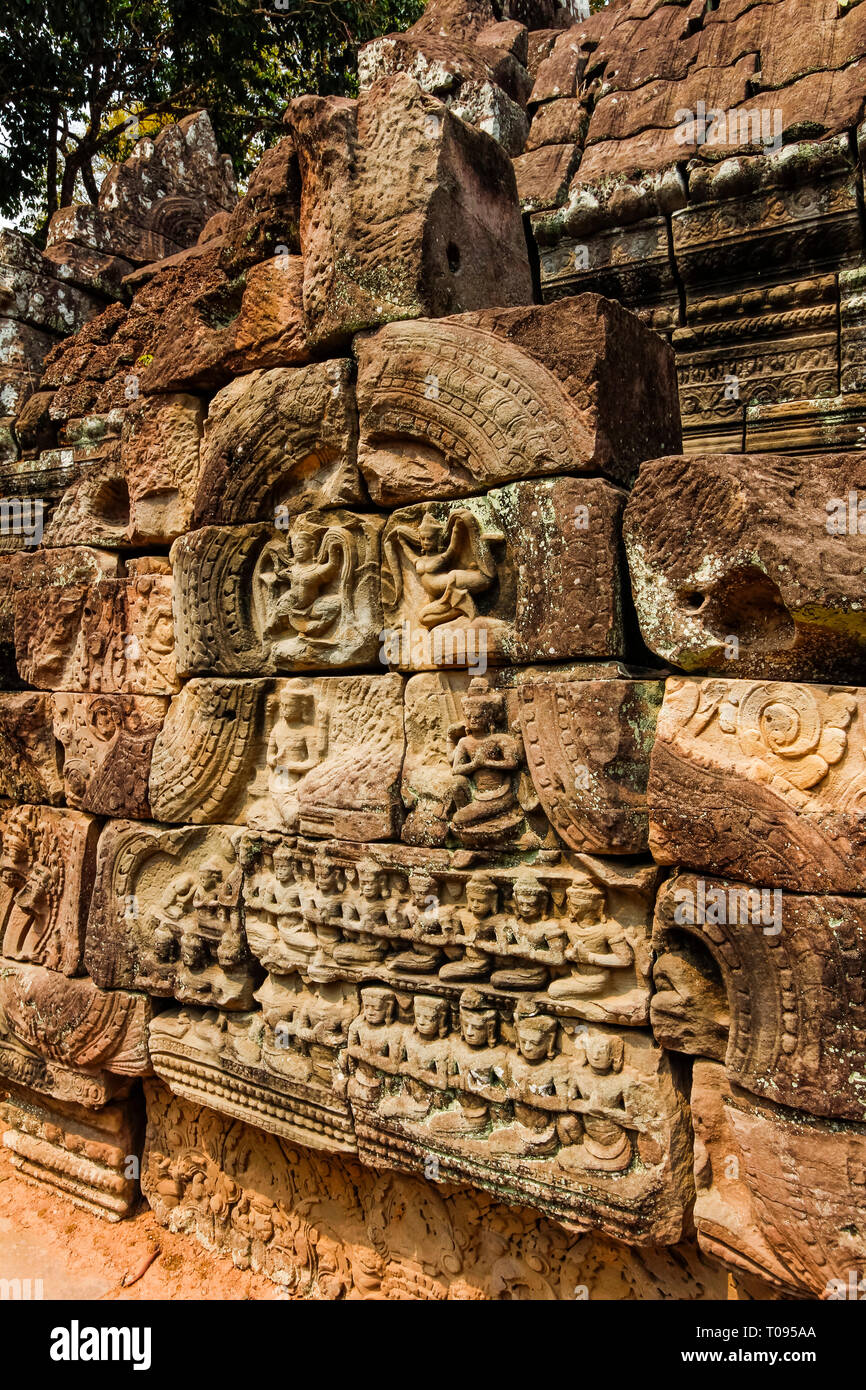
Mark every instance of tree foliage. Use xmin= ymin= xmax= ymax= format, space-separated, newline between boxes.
xmin=0 ymin=0 xmax=424 ymax=235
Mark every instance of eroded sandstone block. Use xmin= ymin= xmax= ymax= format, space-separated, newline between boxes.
xmin=0 ymin=546 xmax=119 ymax=649
xmin=142 ymin=1078 xmax=727 ymax=1298
xmin=15 ymin=573 xmax=178 ymax=694
xmin=149 ymin=674 xmax=405 ymax=840
xmin=402 ymin=666 xmax=662 ymax=853
xmin=355 ymin=297 xmax=681 ymax=503
xmin=86 ymin=822 xmax=258 ymax=1011
xmin=381 ymin=477 xmax=626 ymax=667
xmin=624 ymin=452 xmax=866 ymax=682
xmin=287 ymin=74 xmax=532 ymax=349
xmin=0 ymin=805 xmax=99 ymax=974
xmin=192 ymin=360 xmax=362 ymax=527
xmin=648 ymin=675 xmax=866 ymax=892
xmin=0 ymin=959 xmax=151 ymax=1076
xmin=0 ymin=693 xmax=64 ymax=805
xmin=1 ymin=1083 xmax=143 ymax=1221
xmin=653 ymin=873 xmax=866 ymax=1123
xmin=0 ymin=1005 xmax=128 ymax=1108
xmin=53 ymin=693 xmax=167 ymax=817
xmin=172 ymin=514 xmax=385 ymax=676
xmin=691 ymin=1061 xmax=866 ymax=1299
xmin=239 ymin=836 xmax=657 ymax=1028
xmin=119 ymin=392 xmax=206 ymax=543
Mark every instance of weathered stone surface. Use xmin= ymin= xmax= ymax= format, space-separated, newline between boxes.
xmin=691 ymin=1060 xmax=866 ymax=1299
xmin=0 ymin=546 xmax=119 ymax=650
xmin=53 ymin=693 xmax=167 ymax=817
xmin=219 ymin=136 xmax=302 ymax=276
xmin=381 ymin=477 xmax=626 ymax=668
xmin=287 ymin=74 xmax=532 ymax=349
xmin=40 ymin=445 xmax=130 ymax=549
xmin=149 ymin=674 xmax=405 ymax=840
xmin=0 ymin=958 xmax=151 ymax=1075
xmin=193 ymin=360 xmax=362 ymax=526
xmin=355 ymin=296 xmax=681 ymax=503
xmin=15 ymin=573 xmax=178 ymax=694
xmin=402 ymin=666 xmax=662 ymax=853
xmin=0 ymin=1007 xmax=127 ymax=1108
xmin=41 ymin=240 xmax=133 ymax=300
xmin=1 ymin=1083 xmax=143 ymax=1221
xmin=142 ymin=1077 xmax=727 ymax=1297
xmin=238 ymin=836 xmax=657 ymax=1028
xmin=0 ymin=693 xmax=64 ymax=805
xmin=120 ymin=392 xmax=205 ymax=543
xmin=648 ymin=675 xmax=866 ymax=893
xmin=625 ymin=452 xmax=866 ymax=682
xmin=0 ymin=260 xmax=104 ymax=335
xmin=0 ymin=805 xmax=98 ymax=974
xmin=172 ymin=514 xmax=385 ymax=676
xmin=86 ymin=822 xmax=258 ymax=1011
xmin=513 ymin=142 xmax=581 ymax=211
xmin=654 ymin=872 xmax=866 ymax=1122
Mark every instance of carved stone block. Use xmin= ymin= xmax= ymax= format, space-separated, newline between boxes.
xmin=15 ymin=573 xmax=179 ymax=694
xmin=349 ymin=1007 xmax=691 ymax=1242
xmin=691 ymin=1061 xmax=866 ymax=1299
xmin=648 ymin=675 xmax=866 ymax=892
xmin=0 ymin=959 xmax=152 ymax=1076
xmin=1 ymin=1083 xmax=143 ymax=1221
xmin=0 ymin=805 xmax=98 ymax=974
xmin=142 ymin=1079 xmax=727 ymax=1298
xmin=239 ymin=837 xmax=657 ymax=1027
xmin=653 ymin=872 xmax=866 ymax=1123
xmin=119 ymin=392 xmax=205 ymax=543
xmin=382 ymin=477 xmax=626 ymax=668
xmin=53 ymin=693 xmax=167 ymax=817
xmin=192 ymin=360 xmax=363 ymax=526
xmin=149 ymin=674 xmax=405 ymax=840
xmin=0 ymin=546 xmax=119 ymax=648
xmin=355 ymin=297 xmax=681 ymax=503
xmin=402 ymin=667 xmax=662 ymax=853
xmin=287 ymin=74 xmax=532 ymax=349
xmin=0 ymin=693 xmax=64 ymax=805
xmin=148 ymin=992 xmax=357 ymax=1155
xmin=624 ymin=453 xmax=866 ymax=682
xmin=86 ymin=822 xmax=260 ymax=1011
xmin=171 ymin=514 xmax=385 ymax=675
xmin=0 ymin=1007 xmax=129 ymax=1108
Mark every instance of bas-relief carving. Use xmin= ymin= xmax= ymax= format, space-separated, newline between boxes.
xmin=15 ymin=575 xmax=179 ymax=694
xmin=238 ymin=837 xmax=657 ymax=1026
xmin=652 ymin=872 xmax=866 ymax=1123
xmin=1 ymin=1083 xmax=143 ymax=1221
xmin=53 ymin=693 xmax=167 ymax=817
xmin=649 ymin=675 xmax=866 ymax=892
xmin=143 ymin=1080 xmax=725 ymax=1297
xmin=381 ymin=478 xmax=625 ymax=668
xmin=0 ymin=804 xmax=98 ymax=975
xmin=0 ymin=693 xmax=65 ymax=805
xmin=402 ymin=669 xmax=661 ymax=854
xmin=692 ymin=1061 xmax=866 ymax=1301
xmin=86 ymin=822 xmax=259 ymax=1010
xmin=171 ymin=512 xmax=385 ymax=676
xmin=149 ymin=674 xmax=404 ymax=840
xmin=0 ymin=958 xmax=151 ymax=1076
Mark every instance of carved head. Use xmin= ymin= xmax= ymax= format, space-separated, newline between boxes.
xmin=278 ymin=686 xmax=315 ymax=724
xmin=461 ymin=677 xmax=505 ymax=735
xmin=512 ymin=873 xmax=548 ymax=922
xmin=198 ymin=857 xmax=224 ymax=892
xmin=180 ymin=932 xmax=206 ymax=969
xmin=465 ymin=873 xmax=498 ymax=918
xmin=290 ymin=528 xmax=315 ymax=561
xmin=583 ymin=1032 xmax=624 ymax=1074
xmin=89 ymin=696 xmax=118 ymax=742
xmin=514 ymin=1000 xmax=557 ymax=1062
xmin=566 ymin=876 xmax=605 ymax=925
xmin=273 ymin=846 xmax=296 ymax=883
xmin=154 ymin=923 xmax=176 ymax=962
xmin=459 ymin=988 xmax=497 ymax=1048
xmin=314 ymin=857 xmax=338 ymax=891
xmin=358 ymin=865 xmax=383 ymax=900
xmin=360 ymin=986 xmax=397 ymax=1027
xmin=418 ymin=511 xmax=444 ymax=554
xmin=413 ymin=994 xmax=449 ymax=1040
xmin=408 ymin=870 xmax=437 ymax=909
